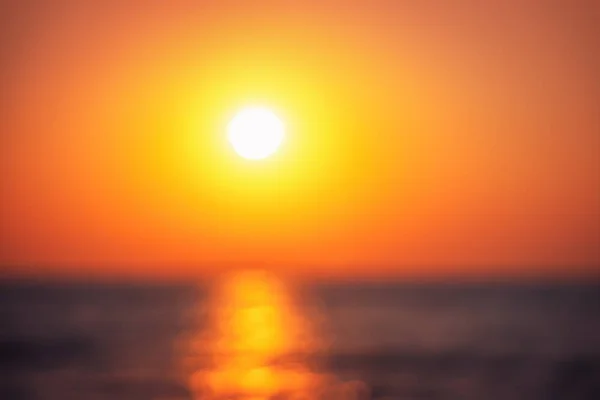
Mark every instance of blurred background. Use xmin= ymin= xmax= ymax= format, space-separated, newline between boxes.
xmin=1 ymin=279 xmax=598 ymax=399
xmin=1 ymin=1 xmax=599 ymax=399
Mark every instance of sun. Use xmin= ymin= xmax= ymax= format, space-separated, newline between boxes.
xmin=227 ymin=107 xmax=285 ymax=160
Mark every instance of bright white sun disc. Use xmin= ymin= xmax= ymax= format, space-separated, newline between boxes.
xmin=227 ymin=107 xmax=285 ymax=160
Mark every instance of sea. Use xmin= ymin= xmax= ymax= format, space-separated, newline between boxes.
xmin=0 ymin=277 xmax=598 ymax=399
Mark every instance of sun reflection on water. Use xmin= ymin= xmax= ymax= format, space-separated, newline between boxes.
xmin=186 ymin=270 xmax=328 ymax=400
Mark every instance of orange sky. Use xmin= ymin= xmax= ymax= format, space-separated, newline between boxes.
xmin=1 ymin=1 xmax=598 ymax=280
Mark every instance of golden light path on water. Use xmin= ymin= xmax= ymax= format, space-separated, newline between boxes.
xmin=185 ymin=270 xmax=368 ymax=400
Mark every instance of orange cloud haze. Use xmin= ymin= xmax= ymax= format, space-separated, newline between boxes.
xmin=1 ymin=1 xmax=598 ymax=280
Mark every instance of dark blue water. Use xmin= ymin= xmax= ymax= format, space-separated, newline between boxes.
xmin=0 ymin=279 xmax=598 ymax=399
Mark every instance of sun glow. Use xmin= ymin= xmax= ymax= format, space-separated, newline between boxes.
xmin=227 ymin=107 xmax=285 ymax=160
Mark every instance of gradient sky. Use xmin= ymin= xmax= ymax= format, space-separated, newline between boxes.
xmin=1 ymin=1 xmax=598 ymax=280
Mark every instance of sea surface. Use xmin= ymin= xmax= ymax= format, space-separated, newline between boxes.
xmin=0 ymin=278 xmax=598 ymax=399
